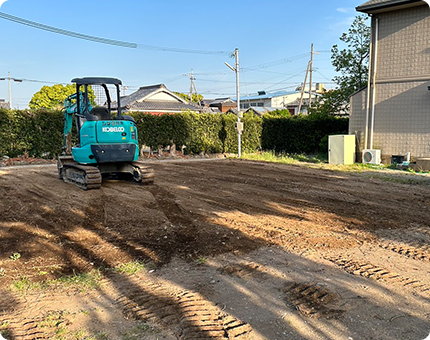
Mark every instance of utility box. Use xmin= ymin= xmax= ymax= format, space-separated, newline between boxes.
xmin=328 ymin=135 xmax=356 ymax=165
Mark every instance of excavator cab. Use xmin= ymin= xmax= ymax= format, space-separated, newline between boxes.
xmin=57 ymin=77 xmax=153 ymax=190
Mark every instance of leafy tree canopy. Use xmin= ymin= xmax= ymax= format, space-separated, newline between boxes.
xmin=174 ymin=92 xmax=203 ymax=104
xmin=29 ymin=84 xmax=95 ymax=110
xmin=331 ymin=14 xmax=371 ymax=95
xmin=265 ymin=108 xmax=291 ymax=118
xmin=310 ymin=15 xmax=370 ymax=115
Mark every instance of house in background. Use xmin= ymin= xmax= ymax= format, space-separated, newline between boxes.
xmin=0 ymin=99 xmax=10 ymax=109
xmin=120 ymin=84 xmax=201 ymax=114
xmin=202 ymin=98 xmax=236 ymax=113
xmin=239 ymin=85 xmax=323 ymax=115
xmin=350 ymin=0 xmax=430 ymax=162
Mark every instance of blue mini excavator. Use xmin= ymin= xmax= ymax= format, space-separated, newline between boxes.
xmin=57 ymin=77 xmax=154 ymax=190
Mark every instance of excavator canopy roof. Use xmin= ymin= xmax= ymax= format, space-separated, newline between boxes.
xmin=71 ymin=77 xmax=122 ymax=86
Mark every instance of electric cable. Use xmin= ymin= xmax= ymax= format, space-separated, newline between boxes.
xmin=0 ymin=11 xmax=231 ymax=55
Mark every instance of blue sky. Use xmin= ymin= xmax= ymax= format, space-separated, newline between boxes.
xmin=0 ymin=0 xmax=364 ymax=108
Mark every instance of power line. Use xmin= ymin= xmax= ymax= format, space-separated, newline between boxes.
xmin=0 ymin=11 xmax=230 ymax=55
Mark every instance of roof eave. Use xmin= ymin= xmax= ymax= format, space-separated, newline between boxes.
xmin=356 ymin=0 xmax=425 ymax=13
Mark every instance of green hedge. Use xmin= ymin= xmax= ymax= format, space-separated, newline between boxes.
xmin=130 ymin=111 xmax=262 ymax=154
xmin=261 ymin=114 xmax=349 ymax=154
xmin=0 ymin=109 xmax=348 ymax=158
xmin=0 ymin=108 xmax=63 ymax=158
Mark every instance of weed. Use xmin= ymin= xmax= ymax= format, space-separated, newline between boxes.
xmin=9 ymin=253 xmax=21 ymax=261
xmin=11 ymin=277 xmax=41 ymax=292
xmin=79 ymin=309 xmax=89 ymax=316
xmin=195 ymin=257 xmax=207 ymax=265
xmin=56 ymin=270 xmax=102 ymax=292
xmin=11 ymin=270 xmax=102 ymax=294
xmin=113 ymin=261 xmax=145 ymax=275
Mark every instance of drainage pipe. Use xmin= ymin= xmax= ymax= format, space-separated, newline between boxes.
xmin=370 ymin=17 xmax=379 ymax=150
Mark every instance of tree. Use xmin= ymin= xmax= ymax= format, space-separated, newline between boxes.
xmin=29 ymin=84 xmax=95 ymax=110
xmin=174 ymin=92 xmax=204 ymax=104
xmin=331 ymin=15 xmax=371 ymax=95
xmin=310 ymin=15 xmax=370 ymax=115
xmin=265 ymin=108 xmax=291 ymax=118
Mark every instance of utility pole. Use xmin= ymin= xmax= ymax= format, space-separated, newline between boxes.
xmin=309 ymin=44 xmax=314 ymax=107
xmin=298 ymin=61 xmax=310 ymax=115
xmin=184 ymin=69 xmax=201 ymax=106
xmin=188 ymin=69 xmax=195 ymax=101
xmin=225 ymin=48 xmax=242 ymax=158
xmin=8 ymin=71 xmax=12 ymax=109
xmin=0 ymin=72 xmax=23 ymax=109
xmin=298 ymin=44 xmax=319 ymax=114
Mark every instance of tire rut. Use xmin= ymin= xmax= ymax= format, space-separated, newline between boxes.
xmin=114 ymin=276 xmax=253 ymax=339
xmin=327 ymin=256 xmax=430 ymax=297
xmin=284 ymin=282 xmax=345 ymax=319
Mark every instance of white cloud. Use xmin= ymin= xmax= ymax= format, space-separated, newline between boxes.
xmin=0 ymin=0 xmax=8 ymax=9
xmin=336 ymin=7 xmax=354 ymax=14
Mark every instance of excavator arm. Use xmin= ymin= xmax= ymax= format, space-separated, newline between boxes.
xmin=62 ymin=92 xmax=92 ymax=154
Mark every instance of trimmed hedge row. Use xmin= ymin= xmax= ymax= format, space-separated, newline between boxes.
xmin=130 ymin=112 xmax=262 ymax=154
xmin=0 ymin=108 xmax=63 ymax=158
xmin=0 ymin=109 xmax=348 ymax=158
xmin=261 ymin=114 xmax=349 ymax=154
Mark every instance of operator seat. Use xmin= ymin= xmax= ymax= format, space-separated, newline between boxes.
xmin=87 ymin=107 xmax=111 ymax=121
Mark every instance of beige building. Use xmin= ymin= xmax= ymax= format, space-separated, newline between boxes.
xmin=239 ymin=87 xmax=322 ymax=115
xmin=350 ymin=0 xmax=430 ymax=162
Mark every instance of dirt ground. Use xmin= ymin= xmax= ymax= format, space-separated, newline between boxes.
xmin=0 ymin=158 xmax=430 ymax=340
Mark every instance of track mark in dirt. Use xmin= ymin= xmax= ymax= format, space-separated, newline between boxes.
xmin=284 ymin=282 xmax=345 ymax=319
xmin=327 ymin=256 xmax=430 ymax=296
xmin=115 ymin=277 xmax=252 ymax=339
xmin=1 ymin=310 xmax=71 ymax=340
xmin=377 ymin=224 xmax=430 ymax=262
xmin=379 ymin=242 xmax=430 ymax=261
xmin=218 ymin=262 xmax=266 ymax=280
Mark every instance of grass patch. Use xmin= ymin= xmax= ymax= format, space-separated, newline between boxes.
xmin=10 ymin=270 xmax=103 ymax=294
xmin=55 ymin=270 xmax=102 ymax=291
xmin=113 ymin=261 xmax=145 ymax=275
xmin=242 ymin=152 xmax=429 ymax=186
xmin=242 ymin=151 xmax=325 ymax=164
xmin=11 ymin=277 xmax=43 ymax=292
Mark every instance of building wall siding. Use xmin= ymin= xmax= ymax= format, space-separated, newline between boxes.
xmin=349 ymin=89 xmax=367 ymax=152
xmin=377 ymin=5 xmax=430 ymax=79
xmin=373 ymin=82 xmax=430 ymax=158
xmin=350 ymin=4 xmax=430 ymax=161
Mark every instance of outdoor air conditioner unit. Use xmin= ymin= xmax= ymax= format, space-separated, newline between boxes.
xmin=362 ymin=149 xmax=381 ymax=165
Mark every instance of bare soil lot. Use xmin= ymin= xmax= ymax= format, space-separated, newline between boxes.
xmin=0 ymin=159 xmax=430 ymax=340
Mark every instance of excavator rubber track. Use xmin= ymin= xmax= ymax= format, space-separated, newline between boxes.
xmin=131 ymin=162 xmax=154 ymax=185
xmin=60 ymin=161 xmax=102 ymax=190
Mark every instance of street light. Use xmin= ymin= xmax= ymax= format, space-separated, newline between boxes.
xmin=225 ymin=48 xmax=243 ymax=158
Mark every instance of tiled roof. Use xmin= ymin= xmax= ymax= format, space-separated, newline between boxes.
xmin=120 ymin=84 xmax=167 ymax=108
xmin=357 ymin=0 xmax=424 ymax=12
xmin=118 ymin=84 xmax=201 ymax=112
xmin=205 ymin=98 xmax=235 ymax=105
xmin=127 ymin=100 xmax=200 ymax=112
